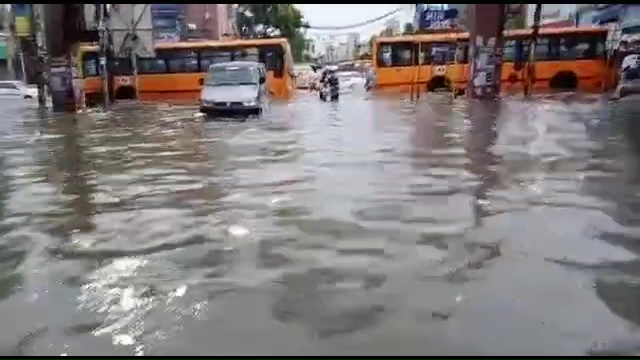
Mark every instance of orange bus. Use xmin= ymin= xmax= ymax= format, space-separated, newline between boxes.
xmin=76 ymin=44 xmax=102 ymax=106
xmin=76 ymin=43 xmax=141 ymax=106
xmin=372 ymin=26 xmax=611 ymax=94
xmin=77 ymin=37 xmax=295 ymax=106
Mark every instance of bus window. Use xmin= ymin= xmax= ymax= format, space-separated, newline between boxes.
xmin=82 ymin=51 xmax=99 ymax=77
xmin=376 ymin=42 xmax=414 ymax=67
xmin=138 ymin=57 xmax=167 ymax=74
xmin=258 ymin=45 xmax=284 ymax=78
xmin=109 ymin=57 xmax=132 ymax=76
xmin=534 ymin=36 xmax=551 ymax=61
xmin=559 ymin=33 xmax=606 ymax=60
xmin=235 ymin=46 xmax=260 ymax=62
xmin=455 ymin=41 xmax=469 ymax=64
xmin=422 ymin=42 xmax=457 ymax=65
xmin=200 ymin=48 xmax=234 ymax=71
xmin=163 ymin=49 xmax=199 ymax=73
xmin=503 ymin=40 xmax=517 ymax=62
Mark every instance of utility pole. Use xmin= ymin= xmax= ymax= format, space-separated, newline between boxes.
xmin=129 ymin=5 xmax=139 ymax=100
xmin=98 ymin=4 xmax=110 ymax=108
xmin=6 ymin=4 xmax=15 ymax=80
xmin=31 ymin=4 xmax=48 ymax=108
xmin=524 ymin=4 xmax=542 ymax=97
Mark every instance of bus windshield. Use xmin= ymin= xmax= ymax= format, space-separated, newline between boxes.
xmin=205 ymin=67 xmax=258 ymax=86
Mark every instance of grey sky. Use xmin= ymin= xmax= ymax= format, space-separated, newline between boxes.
xmin=296 ymin=4 xmax=406 ymax=37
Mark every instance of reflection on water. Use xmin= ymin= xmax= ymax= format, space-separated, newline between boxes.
xmin=3 ymin=93 xmax=640 ymax=355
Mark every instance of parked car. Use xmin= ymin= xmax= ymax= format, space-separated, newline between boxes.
xmin=294 ymin=64 xmax=317 ymax=90
xmin=0 ymin=81 xmax=38 ymax=99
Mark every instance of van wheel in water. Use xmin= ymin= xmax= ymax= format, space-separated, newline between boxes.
xmin=114 ymin=86 xmax=137 ymax=101
xmin=549 ymin=71 xmax=578 ymax=91
xmin=427 ymin=76 xmax=451 ymax=92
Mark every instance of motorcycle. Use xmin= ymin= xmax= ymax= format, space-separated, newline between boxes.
xmin=319 ymin=81 xmax=339 ymax=102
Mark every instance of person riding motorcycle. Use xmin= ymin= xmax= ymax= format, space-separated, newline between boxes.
xmin=319 ymin=66 xmax=340 ymax=101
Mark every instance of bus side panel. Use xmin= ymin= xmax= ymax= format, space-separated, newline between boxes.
xmin=282 ymin=43 xmax=295 ymax=99
xmin=83 ymin=77 xmax=103 ymax=95
xmin=266 ymin=72 xmax=290 ymax=99
xmin=534 ymin=60 xmax=607 ymax=92
xmin=138 ymin=73 xmax=203 ymax=103
xmin=374 ymin=41 xmax=419 ymax=92
xmin=446 ymin=64 xmax=467 ymax=92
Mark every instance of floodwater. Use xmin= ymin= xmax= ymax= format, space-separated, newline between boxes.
xmin=2 ymin=90 xmax=640 ymax=356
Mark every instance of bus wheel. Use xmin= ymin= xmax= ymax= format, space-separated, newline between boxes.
xmin=549 ymin=71 xmax=578 ymax=91
xmin=427 ymin=76 xmax=451 ymax=92
xmin=85 ymin=93 xmax=103 ymax=108
xmin=115 ymin=86 xmax=137 ymax=101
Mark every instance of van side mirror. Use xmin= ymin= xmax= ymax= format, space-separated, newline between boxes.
xmin=259 ymin=76 xmax=266 ymax=84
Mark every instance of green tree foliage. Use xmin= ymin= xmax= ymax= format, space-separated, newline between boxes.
xmin=237 ymin=4 xmax=310 ymax=62
xmin=505 ymin=13 xmax=525 ymax=30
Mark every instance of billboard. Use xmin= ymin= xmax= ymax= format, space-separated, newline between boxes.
xmin=12 ymin=4 xmax=31 ymax=37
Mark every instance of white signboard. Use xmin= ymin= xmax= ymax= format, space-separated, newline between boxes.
xmin=434 ymin=65 xmax=446 ymax=76
xmin=109 ymin=4 xmax=155 ymax=58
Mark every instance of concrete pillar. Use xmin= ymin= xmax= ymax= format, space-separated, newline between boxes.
xmin=43 ymin=4 xmax=78 ymax=112
xmin=467 ymin=4 xmax=505 ymax=99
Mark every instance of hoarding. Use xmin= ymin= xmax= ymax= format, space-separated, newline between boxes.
xmin=12 ymin=4 xmax=31 ymax=37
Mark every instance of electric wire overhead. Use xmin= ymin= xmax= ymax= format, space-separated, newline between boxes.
xmin=305 ymin=7 xmax=402 ymax=31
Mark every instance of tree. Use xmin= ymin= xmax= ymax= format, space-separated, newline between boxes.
xmin=504 ymin=14 xmax=525 ymax=30
xmin=403 ymin=22 xmax=415 ymax=35
xmin=290 ymin=30 xmax=306 ymax=62
xmin=237 ymin=4 xmax=309 ymax=62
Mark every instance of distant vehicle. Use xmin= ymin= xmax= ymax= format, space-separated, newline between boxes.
xmin=199 ymin=61 xmax=267 ymax=116
xmin=336 ymin=71 xmax=366 ymax=92
xmin=0 ymin=81 xmax=38 ymax=99
xmin=293 ymin=64 xmax=317 ymax=90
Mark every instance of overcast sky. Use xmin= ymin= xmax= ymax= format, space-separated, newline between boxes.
xmin=296 ymin=4 xmax=409 ymax=37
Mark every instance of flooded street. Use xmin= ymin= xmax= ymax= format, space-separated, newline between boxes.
xmin=2 ymin=89 xmax=640 ymax=355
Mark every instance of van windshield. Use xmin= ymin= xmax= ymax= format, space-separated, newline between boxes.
xmin=205 ymin=67 xmax=258 ymax=86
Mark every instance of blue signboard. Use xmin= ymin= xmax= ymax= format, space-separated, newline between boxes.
xmin=420 ymin=8 xmax=458 ymax=29
xmin=150 ymin=4 xmax=184 ymax=17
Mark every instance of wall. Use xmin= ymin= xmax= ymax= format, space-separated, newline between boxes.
xmin=184 ymin=4 xmax=236 ymax=40
xmin=446 ymin=4 xmax=525 ymax=31
xmin=526 ymin=4 xmax=577 ymax=27
xmin=150 ymin=4 xmax=183 ymax=43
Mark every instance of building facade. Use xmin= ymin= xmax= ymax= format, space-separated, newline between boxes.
xmin=525 ymin=4 xmax=577 ymax=28
xmin=150 ymin=4 xmax=184 ymax=43
xmin=183 ymin=4 xmax=237 ymax=40
xmin=575 ymin=5 xmax=640 ymax=26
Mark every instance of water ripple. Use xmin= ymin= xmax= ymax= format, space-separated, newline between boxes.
xmin=0 ymin=93 xmax=639 ymax=355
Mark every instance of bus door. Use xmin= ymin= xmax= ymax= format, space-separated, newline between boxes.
xmin=428 ymin=42 xmax=457 ymax=91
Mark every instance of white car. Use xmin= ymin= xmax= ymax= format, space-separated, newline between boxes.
xmin=336 ymin=71 xmax=366 ymax=92
xmin=0 ymin=81 xmax=38 ymax=99
xmin=294 ymin=64 xmax=317 ymax=90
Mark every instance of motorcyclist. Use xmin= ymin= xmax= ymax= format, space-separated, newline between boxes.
xmin=319 ymin=66 xmax=340 ymax=101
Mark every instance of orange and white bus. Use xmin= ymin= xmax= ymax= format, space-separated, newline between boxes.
xmin=372 ymin=26 xmax=612 ymax=94
xmin=77 ymin=37 xmax=296 ymax=106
